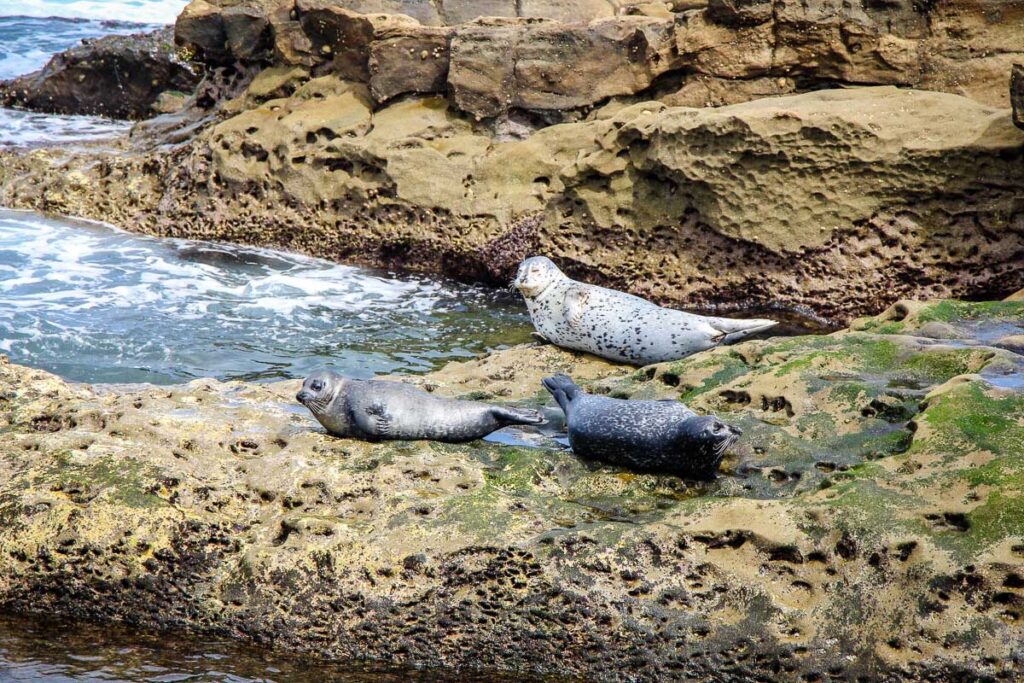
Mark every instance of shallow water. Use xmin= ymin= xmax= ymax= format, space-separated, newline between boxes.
xmin=0 ymin=209 xmax=535 ymax=384
xmin=0 ymin=613 xmax=531 ymax=682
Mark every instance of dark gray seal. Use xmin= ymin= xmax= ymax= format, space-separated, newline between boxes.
xmin=296 ymin=369 xmax=543 ymax=442
xmin=543 ymin=373 xmax=742 ymax=478
xmin=513 ymin=256 xmax=777 ymax=365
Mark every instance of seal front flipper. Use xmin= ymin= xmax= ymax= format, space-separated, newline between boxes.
xmin=563 ymin=285 xmax=590 ymax=329
xmin=357 ymin=401 xmax=393 ymax=438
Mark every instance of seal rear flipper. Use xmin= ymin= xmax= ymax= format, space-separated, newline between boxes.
xmin=491 ymin=406 xmax=544 ymax=426
xmin=542 ymin=373 xmax=582 ymax=414
xmin=709 ymin=318 xmax=777 ymax=344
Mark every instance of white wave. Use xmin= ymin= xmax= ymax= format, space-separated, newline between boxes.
xmin=0 ymin=0 xmax=186 ymax=24
xmin=0 ymin=107 xmax=132 ymax=147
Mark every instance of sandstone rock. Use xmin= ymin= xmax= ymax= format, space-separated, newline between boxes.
xmin=1013 ymin=64 xmax=1024 ymax=131
xmin=368 ymin=24 xmax=451 ymax=101
xmin=449 ymin=16 xmax=680 ymax=118
xmin=661 ymin=74 xmax=794 ymax=108
xmin=297 ymin=0 xmax=420 ymax=81
xmin=706 ymin=0 xmax=771 ymax=27
xmin=172 ymin=0 xmax=1024 ymax=112
xmin=222 ymin=3 xmax=275 ymax=61
xmin=0 ymin=27 xmax=200 ymax=119
xmin=175 ymin=0 xmax=230 ymax=63
xmin=1 ymin=301 xmax=1022 ymax=679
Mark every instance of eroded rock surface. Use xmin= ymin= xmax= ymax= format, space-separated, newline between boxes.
xmin=0 ymin=28 xmax=199 ymax=119
xmin=1 ymin=301 xmax=1023 ymax=680
xmin=2 ymin=84 xmax=1022 ymax=324
xmin=172 ymin=0 xmax=1024 ymax=111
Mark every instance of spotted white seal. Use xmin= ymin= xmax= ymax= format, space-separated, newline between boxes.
xmin=543 ymin=373 xmax=741 ymax=478
xmin=512 ymin=256 xmax=777 ymax=365
xmin=296 ymin=369 xmax=543 ymax=442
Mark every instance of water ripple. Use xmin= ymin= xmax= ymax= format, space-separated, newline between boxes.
xmin=0 ymin=209 xmax=533 ymax=384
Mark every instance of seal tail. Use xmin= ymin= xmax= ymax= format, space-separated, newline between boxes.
xmin=491 ymin=406 xmax=544 ymax=426
xmin=542 ymin=373 xmax=582 ymax=414
xmin=709 ymin=317 xmax=778 ymax=345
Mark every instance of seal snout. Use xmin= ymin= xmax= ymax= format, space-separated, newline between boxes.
xmin=296 ymin=390 xmax=312 ymax=404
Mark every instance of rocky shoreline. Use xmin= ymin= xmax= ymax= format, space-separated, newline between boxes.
xmin=1 ymin=1 xmax=1024 ymax=679
xmin=1 ymin=300 xmax=1024 ymax=680
xmin=0 ymin=0 xmax=1022 ymax=324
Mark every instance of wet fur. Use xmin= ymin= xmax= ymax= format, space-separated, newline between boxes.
xmin=298 ymin=369 xmax=542 ymax=443
xmin=543 ymin=373 xmax=741 ymax=479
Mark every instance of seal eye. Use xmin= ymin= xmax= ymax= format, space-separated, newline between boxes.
xmin=712 ymin=422 xmax=724 ymax=433
xmin=311 ymin=381 xmax=323 ymax=392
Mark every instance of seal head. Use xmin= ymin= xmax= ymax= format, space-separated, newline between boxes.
xmin=512 ymin=256 xmax=563 ymax=298
xmin=296 ymin=368 xmax=341 ymax=418
xmin=673 ymin=414 xmax=743 ymax=475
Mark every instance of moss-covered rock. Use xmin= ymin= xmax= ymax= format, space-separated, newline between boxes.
xmin=0 ymin=300 xmax=1022 ymax=680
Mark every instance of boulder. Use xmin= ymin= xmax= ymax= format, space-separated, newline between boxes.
xmin=368 ymin=25 xmax=452 ymax=101
xmin=175 ymin=0 xmax=230 ymax=64
xmin=449 ymin=16 xmax=680 ymax=118
xmin=0 ymin=27 xmax=200 ymax=119
xmin=222 ymin=3 xmax=275 ymax=61
xmin=1 ymin=301 xmax=1023 ymax=679
xmin=297 ymin=0 xmax=420 ymax=81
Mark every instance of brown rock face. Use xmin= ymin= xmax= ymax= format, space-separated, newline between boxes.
xmin=1014 ymin=64 xmax=1024 ymax=131
xmin=448 ymin=16 xmax=680 ymax=118
xmin=170 ymin=0 xmax=1024 ymax=114
xmin=0 ymin=28 xmax=200 ymax=119
xmin=369 ymin=25 xmax=452 ymax=102
xmin=297 ymin=0 xmax=421 ymax=80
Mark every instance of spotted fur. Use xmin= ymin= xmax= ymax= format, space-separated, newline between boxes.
xmin=513 ymin=256 xmax=777 ymax=365
xmin=543 ymin=373 xmax=741 ymax=479
xmin=297 ymin=369 xmax=542 ymax=443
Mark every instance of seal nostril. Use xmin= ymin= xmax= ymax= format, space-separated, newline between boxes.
xmin=296 ymin=392 xmax=307 ymax=403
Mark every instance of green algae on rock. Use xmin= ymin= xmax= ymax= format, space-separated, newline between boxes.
xmin=0 ymin=300 xmax=1022 ymax=680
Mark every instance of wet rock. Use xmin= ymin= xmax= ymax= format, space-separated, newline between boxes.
xmin=0 ymin=27 xmax=199 ymax=119
xmin=1 ymin=300 xmax=1023 ymax=679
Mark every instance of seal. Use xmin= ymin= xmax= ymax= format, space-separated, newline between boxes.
xmin=296 ymin=369 xmax=543 ymax=442
xmin=542 ymin=373 xmax=741 ymax=478
xmin=513 ymin=256 xmax=777 ymax=365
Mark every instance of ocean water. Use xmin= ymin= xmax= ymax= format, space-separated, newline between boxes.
xmin=0 ymin=613 xmax=525 ymax=682
xmin=0 ymin=12 xmax=169 ymax=144
xmin=0 ymin=0 xmax=185 ymax=24
xmin=0 ymin=209 xmax=533 ymax=384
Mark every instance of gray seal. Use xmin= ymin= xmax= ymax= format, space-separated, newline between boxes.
xmin=543 ymin=373 xmax=742 ymax=479
xmin=296 ymin=369 xmax=543 ymax=442
xmin=513 ymin=256 xmax=777 ymax=365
